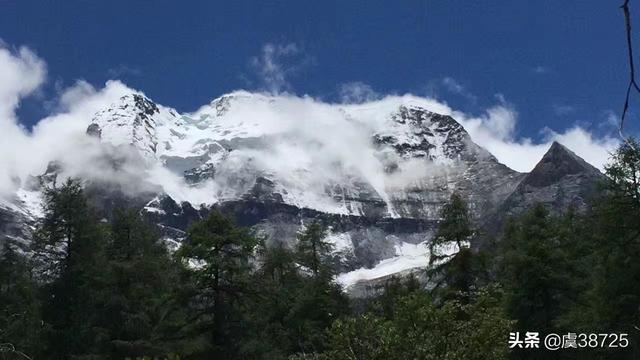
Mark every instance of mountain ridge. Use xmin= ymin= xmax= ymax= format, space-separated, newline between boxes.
xmin=0 ymin=91 xmax=604 ymax=290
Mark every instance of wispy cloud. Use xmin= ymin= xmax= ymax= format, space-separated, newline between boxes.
xmin=0 ymin=41 xmax=47 ymax=194
xmin=603 ymin=109 xmax=620 ymax=128
xmin=338 ymin=81 xmax=380 ymax=103
xmin=453 ymin=97 xmax=617 ymax=172
xmin=532 ymin=65 xmax=550 ymax=74
xmin=552 ymin=104 xmax=577 ymax=116
xmin=107 ymin=65 xmax=141 ymax=78
xmin=441 ymin=77 xmax=477 ymax=102
xmin=0 ymin=39 xmax=622 ymax=201
xmin=0 ymin=40 xmax=143 ymax=197
xmin=249 ymin=42 xmax=313 ymax=94
xmin=0 ymin=41 xmax=46 ymax=120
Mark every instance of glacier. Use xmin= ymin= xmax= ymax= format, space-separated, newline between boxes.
xmin=0 ymin=90 xmax=604 ymax=291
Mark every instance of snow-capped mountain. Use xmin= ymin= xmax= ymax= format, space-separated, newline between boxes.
xmin=0 ymin=91 xmax=604 ymax=292
xmin=86 ymin=92 xmax=523 ymax=217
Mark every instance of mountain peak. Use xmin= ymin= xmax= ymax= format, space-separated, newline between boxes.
xmin=523 ymin=141 xmax=602 ymax=187
xmin=196 ymin=90 xmax=274 ymax=118
xmin=371 ymin=105 xmax=476 ymax=164
xmin=87 ymin=93 xmax=180 ymax=160
xmin=128 ymin=93 xmax=160 ymax=116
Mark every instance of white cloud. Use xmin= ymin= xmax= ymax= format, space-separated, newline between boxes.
xmin=24 ymin=80 xmax=146 ymax=191
xmin=341 ymin=93 xmax=618 ymax=173
xmin=0 ymin=43 xmax=47 ymax=196
xmin=442 ymin=77 xmax=465 ymax=94
xmin=338 ymin=81 xmax=380 ymax=103
xmin=250 ymin=43 xmax=311 ymax=94
xmin=0 ymin=40 xmax=620 ymax=202
xmin=479 ymin=104 xmax=518 ymax=140
xmin=454 ymin=103 xmax=617 ymax=172
xmin=552 ymin=104 xmax=577 ymax=116
xmin=545 ymin=127 xmax=618 ymax=170
xmin=0 ymin=43 xmax=46 ymax=119
xmin=441 ymin=77 xmax=477 ymax=102
xmin=107 ymin=65 xmax=141 ymax=78
xmin=603 ymin=109 xmax=620 ymax=128
xmin=0 ymin=43 xmax=137 ymax=197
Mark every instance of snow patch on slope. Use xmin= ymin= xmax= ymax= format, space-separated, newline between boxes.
xmin=85 ymin=92 xmax=482 ymax=218
xmin=15 ymin=188 xmax=44 ymax=218
xmin=325 ymin=232 xmax=354 ymax=252
xmin=1 ymin=188 xmax=44 ymax=219
xmin=336 ymin=240 xmax=464 ymax=288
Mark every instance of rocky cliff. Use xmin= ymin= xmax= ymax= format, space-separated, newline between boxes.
xmin=0 ymin=92 xmax=605 ymax=290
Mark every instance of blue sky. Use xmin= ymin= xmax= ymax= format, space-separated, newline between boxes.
xmin=0 ymin=0 xmax=635 ymax=139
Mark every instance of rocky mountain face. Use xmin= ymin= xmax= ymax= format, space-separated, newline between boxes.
xmin=499 ymin=141 xmax=603 ymax=215
xmin=0 ymin=187 xmax=44 ymax=252
xmin=480 ymin=141 xmax=605 ymax=241
xmin=0 ymin=206 xmax=35 ymax=251
xmin=0 ymin=92 xmax=605 ymax=292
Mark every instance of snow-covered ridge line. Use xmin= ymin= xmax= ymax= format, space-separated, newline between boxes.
xmin=84 ymin=91 xmax=481 ymax=218
xmin=0 ymin=89 xmax=606 ymax=291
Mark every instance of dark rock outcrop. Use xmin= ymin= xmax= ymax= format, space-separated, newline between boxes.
xmin=480 ymin=141 xmax=605 ymax=242
xmin=0 ymin=93 xmax=609 ymax=291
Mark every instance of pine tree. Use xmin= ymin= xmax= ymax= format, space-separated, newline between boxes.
xmin=260 ymin=241 xmax=299 ymax=287
xmin=32 ymin=178 xmax=108 ymax=358
xmin=175 ymin=210 xmax=258 ymax=358
xmin=369 ymin=276 xmax=421 ymax=319
xmin=289 ymin=221 xmax=349 ymax=353
xmin=430 ymin=193 xmax=473 ymax=254
xmin=499 ymin=205 xmax=571 ymax=347
xmin=240 ymin=241 xmax=302 ymax=358
xmin=0 ymin=243 xmax=44 ymax=358
xmin=292 ymin=286 xmax=513 ymax=360
xmin=33 ymin=178 xmax=102 ymax=278
xmin=567 ymin=139 xmax=640 ymax=357
xmin=605 ymin=138 xmax=640 ymax=210
xmin=295 ymin=221 xmax=333 ymax=278
xmin=96 ymin=208 xmax=181 ymax=358
xmin=428 ymin=193 xmax=477 ymax=299
xmin=239 ymin=224 xmax=351 ymax=358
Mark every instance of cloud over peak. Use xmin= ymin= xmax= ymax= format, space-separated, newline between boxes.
xmin=0 ymin=43 xmax=46 ymax=119
xmin=0 ymin=41 xmax=621 ymax=199
xmin=249 ymin=43 xmax=313 ymax=94
xmin=0 ymin=42 xmax=136 ymax=196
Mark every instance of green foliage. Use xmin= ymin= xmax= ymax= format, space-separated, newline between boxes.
xmin=499 ymin=205 xmax=573 ymax=336
xmin=0 ymin=243 xmax=44 ymax=358
xmin=290 ymin=222 xmax=349 ymax=353
xmin=95 ymin=208 xmax=181 ymax=358
xmin=32 ymin=178 xmax=109 ymax=358
xmin=296 ymin=221 xmax=334 ymax=278
xmin=6 ymin=139 xmax=640 ymax=359
xmin=368 ymin=275 xmax=421 ymax=319
xmin=237 ymin=242 xmax=302 ymax=359
xmin=243 ymin=226 xmax=349 ymax=358
xmin=33 ymin=178 xmax=106 ymax=278
xmin=293 ymin=286 xmax=513 ymax=360
xmin=260 ymin=241 xmax=299 ymax=287
xmin=496 ymin=139 xmax=640 ymax=359
xmin=604 ymin=138 xmax=640 ymax=210
xmin=390 ymin=286 xmax=513 ymax=360
xmin=428 ymin=193 xmax=484 ymax=301
xmin=430 ymin=192 xmax=473 ymax=254
xmin=562 ymin=139 xmax=640 ymax=358
xmin=17 ymin=179 xmax=195 ymax=358
xmin=432 ymin=192 xmax=473 ymax=247
xmin=175 ymin=210 xmax=259 ymax=358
